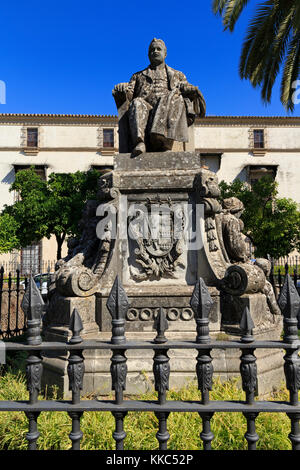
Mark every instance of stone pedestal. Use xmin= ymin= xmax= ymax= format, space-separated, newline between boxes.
xmin=43 ymin=150 xmax=285 ymax=399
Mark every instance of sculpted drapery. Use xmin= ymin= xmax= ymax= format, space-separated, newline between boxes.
xmin=113 ymin=38 xmax=206 ymax=156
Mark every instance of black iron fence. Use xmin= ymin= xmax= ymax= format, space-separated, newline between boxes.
xmin=0 ymin=267 xmax=52 ymax=339
xmin=2 ymin=273 xmax=300 ymax=451
xmin=0 ymin=260 xmax=56 ymax=277
xmin=270 ymin=257 xmax=300 ymax=296
xmin=0 ymin=267 xmax=27 ymax=338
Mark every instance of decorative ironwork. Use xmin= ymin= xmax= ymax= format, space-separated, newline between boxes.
xmin=283 ymin=348 xmax=300 ymax=406
xmin=67 ymin=309 xmax=85 ymax=405
xmin=240 ymin=307 xmax=257 ymax=405
xmin=240 ymin=306 xmax=254 ymax=343
xmin=107 ymin=275 xmax=129 ymax=344
xmin=287 ymin=413 xmax=300 ymax=450
xmin=112 ymin=412 xmax=127 ymax=450
xmin=153 ymin=349 xmax=170 ymax=405
xmin=68 ymin=411 xmax=83 ymax=450
xmin=22 ymin=275 xmax=44 ymax=405
xmin=278 ymin=273 xmax=300 ymax=344
xmin=25 ymin=412 xmax=40 ymax=450
xmin=196 ymin=349 xmax=213 ymax=405
xmin=243 ymin=412 xmax=259 ymax=450
xmin=199 ymin=412 xmax=214 ymax=450
xmin=190 ymin=278 xmax=214 ymax=344
xmin=155 ymin=412 xmax=170 ymax=450
xmin=26 ymin=353 xmax=43 ymax=405
xmin=153 ymin=307 xmax=168 ymax=344
xmin=3 ymin=275 xmax=300 ymax=451
xmin=110 ymin=349 xmax=127 ymax=405
xmin=22 ymin=274 xmax=44 ymax=346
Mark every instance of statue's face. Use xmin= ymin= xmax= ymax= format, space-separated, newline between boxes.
xmin=148 ymin=42 xmax=166 ymax=66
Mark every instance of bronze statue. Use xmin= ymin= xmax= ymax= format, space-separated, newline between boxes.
xmin=113 ymin=38 xmax=206 ymax=156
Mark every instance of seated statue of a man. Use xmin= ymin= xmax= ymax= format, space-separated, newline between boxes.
xmin=113 ymin=38 xmax=206 ymax=156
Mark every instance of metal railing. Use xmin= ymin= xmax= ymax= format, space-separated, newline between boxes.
xmin=270 ymin=259 xmax=300 ymax=297
xmin=2 ymin=273 xmax=300 ymax=451
xmin=0 ymin=260 xmax=56 ymax=277
xmin=0 ymin=267 xmax=53 ymax=339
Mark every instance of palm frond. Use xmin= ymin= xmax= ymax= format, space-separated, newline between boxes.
xmin=212 ymin=0 xmax=251 ymax=31
xmin=213 ymin=0 xmax=300 ymax=112
xmin=212 ymin=0 xmax=228 ymax=15
xmin=260 ymin=9 xmax=294 ymax=102
xmin=281 ymin=32 xmax=300 ymax=112
xmin=239 ymin=0 xmax=279 ymax=81
xmin=239 ymin=0 xmax=297 ymax=103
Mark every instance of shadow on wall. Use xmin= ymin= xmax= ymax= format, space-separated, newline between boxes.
xmin=2 ymin=168 xmax=15 ymax=185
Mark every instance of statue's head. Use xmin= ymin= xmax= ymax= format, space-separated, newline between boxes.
xmin=223 ymin=197 xmax=244 ymax=217
xmin=148 ymin=38 xmax=167 ymax=66
xmin=195 ymin=169 xmax=221 ymax=198
xmin=254 ymin=258 xmax=271 ymax=277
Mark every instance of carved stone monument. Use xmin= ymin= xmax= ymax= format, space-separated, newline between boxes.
xmin=43 ymin=39 xmax=283 ymax=397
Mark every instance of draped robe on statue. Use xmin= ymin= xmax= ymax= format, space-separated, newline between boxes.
xmin=125 ymin=64 xmax=206 ymax=148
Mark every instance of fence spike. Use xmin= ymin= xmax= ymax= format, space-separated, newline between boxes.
xmin=278 ymin=274 xmax=300 ymax=343
xmin=190 ymin=278 xmax=213 ymax=344
xmin=21 ymin=274 xmax=43 ymax=345
xmin=107 ymin=276 xmax=129 ymax=344
xmin=107 ymin=275 xmax=129 ymax=320
xmin=68 ymin=309 xmax=84 ymax=344
xmin=240 ymin=306 xmax=255 ymax=343
xmin=153 ymin=307 xmax=169 ymax=344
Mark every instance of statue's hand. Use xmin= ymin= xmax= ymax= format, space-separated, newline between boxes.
xmin=180 ymin=83 xmax=200 ymax=98
xmin=113 ymin=82 xmax=128 ymax=94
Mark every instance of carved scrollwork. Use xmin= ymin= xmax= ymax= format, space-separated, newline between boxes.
xmin=54 ymin=173 xmax=117 ymax=297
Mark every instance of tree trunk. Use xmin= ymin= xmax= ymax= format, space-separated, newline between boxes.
xmin=55 ymin=233 xmax=66 ymax=261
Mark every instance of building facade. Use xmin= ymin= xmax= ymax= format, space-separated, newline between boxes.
xmin=0 ymin=113 xmax=299 ymax=272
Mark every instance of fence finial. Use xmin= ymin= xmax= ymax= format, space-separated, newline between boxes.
xmin=21 ymin=274 xmax=44 ymax=345
xmin=240 ymin=306 xmax=255 ymax=343
xmin=278 ymin=273 xmax=300 ymax=343
xmin=153 ymin=307 xmax=169 ymax=344
xmin=106 ymin=275 xmax=129 ymax=344
xmin=69 ymin=309 xmax=83 ymax=344
xmin=190 ymin=278 xmax=213 ymax=344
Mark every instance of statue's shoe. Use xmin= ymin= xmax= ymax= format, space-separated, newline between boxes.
xmin=131 ymin=142 xmax=146 ymax=157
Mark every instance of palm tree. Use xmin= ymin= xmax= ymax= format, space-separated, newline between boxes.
xmin=212 ymin=0 xmax=300 ymax=112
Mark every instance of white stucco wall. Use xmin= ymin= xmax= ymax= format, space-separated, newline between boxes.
xmin=42 ymin=125 xmax=98 ymax=148
xmin=1 ymin=115 xmax=300 ymax=263
xmin=195 ymin=126 xmax=249 ymax=149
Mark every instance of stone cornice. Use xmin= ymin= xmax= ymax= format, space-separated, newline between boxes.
xmin=196 ymin=148 xmax=300 ymax=153
xmin=0 ymin=114 xmax=118 ymax=126
xmin=0 ymin=147 xmax=116 ymax=152
xmin=195 ymin=116 xmax=300 ymax=127
xmin=1 ymin=113 xmax=299 ymax=126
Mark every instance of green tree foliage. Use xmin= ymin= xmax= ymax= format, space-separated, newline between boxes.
xmin=0 ymin=213 xmax=20 ymax=254
xmin=1 ymin=167 xmax=100 ymax=260
xmin=212 ymin=0 xmax=300 ymax=111
xmin=219 ymin=176 xmax=300 ymax=258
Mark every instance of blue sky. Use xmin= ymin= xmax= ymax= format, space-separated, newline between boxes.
xmin=0 ymin=0 xmax=298 ymax=117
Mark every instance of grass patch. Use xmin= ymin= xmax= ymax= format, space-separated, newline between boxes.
xmin=0 ymin=367 xmax=292 ymax=450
